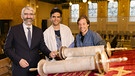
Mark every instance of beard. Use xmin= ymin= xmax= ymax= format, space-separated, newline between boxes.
xmin=24 ymin=18 xmax=33 ymax=25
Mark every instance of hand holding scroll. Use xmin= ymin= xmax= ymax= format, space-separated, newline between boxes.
xmin=49 ymin=51 xmax=57 ymax=58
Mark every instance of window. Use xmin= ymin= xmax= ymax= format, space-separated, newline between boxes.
xmin=71 ymin=4 xmax=79 ymax=22
xmin=108 ymin=1 xmax=118 ymax=22
xmin=130 ymin=0 xmax=135 ymax=22
xmin=88 ymin=2 xmax=97 ymax=22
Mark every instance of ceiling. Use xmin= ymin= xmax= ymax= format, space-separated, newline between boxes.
xmin=39 ymin=0 xmax=118 ymax=4
xmin=39 ymin=0 xmax=67 ymax=4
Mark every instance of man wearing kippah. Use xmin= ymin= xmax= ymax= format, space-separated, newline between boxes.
xmin=43 ymin=7 xmax=74 ymax=60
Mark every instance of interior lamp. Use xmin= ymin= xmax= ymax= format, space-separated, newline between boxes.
xmin=88 ymin=0 xmax=91 ymax=4
xmin=69 ymin=1 xmax=72 ymax=6
xmin=82 ymin=0 xmax=87 ymax=3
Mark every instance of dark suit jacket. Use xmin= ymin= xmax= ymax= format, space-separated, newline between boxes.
xmin=4 ymin=23 xmax=51 ymax=76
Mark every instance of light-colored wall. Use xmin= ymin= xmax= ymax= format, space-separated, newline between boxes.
xmin=62 ymin=9 xmax=69 ymax=26
xmin=0 ymin=0 xmax=135 ymax=34
xmin=0 ymin=0 xmax=29 ymax=26
xmin=67 ymin=0 xmax=135 ymax=34
xmin=0 ymin=0 xmax=62 ymax=28
xmin=36 ymin=1 xmax=55 ymax=28
xmin=32 ymin=1 xmax=62 ymax=28
xmin=0 ymin=0 xmax=13 ymax=19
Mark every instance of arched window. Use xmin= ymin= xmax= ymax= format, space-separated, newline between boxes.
xmin=70 ymin=4 xmax=79 ymax=22
xmin=130 ymin=0 xmax=135 ymax=22
xmin=88 ymin=2 xmax=97 ymax=22
xmin=108 ymin=1 xmax=118 ymax=22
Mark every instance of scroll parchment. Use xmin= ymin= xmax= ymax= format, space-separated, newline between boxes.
xmin=42 ymin=56 xmax=95 ymax=74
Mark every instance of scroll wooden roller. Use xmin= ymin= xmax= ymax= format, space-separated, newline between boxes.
xmin=58 ymin=45 xmax=105 ymax=59
xmin=58 ymin=42 xmax=127 ymax=59
xmin=29 ymin=51 xmax=128 ymax=75
xmin=106 ymin=42 xmax=127 ymax=57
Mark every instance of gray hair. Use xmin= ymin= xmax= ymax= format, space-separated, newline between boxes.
xmin=21 ymin=6 xmax=35 ymax=15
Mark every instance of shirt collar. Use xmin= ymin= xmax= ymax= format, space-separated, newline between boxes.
xmin=79 ymin=30 xmax=90 ymax=38
xmin=23 ymin=23 xmax=32 ymax=29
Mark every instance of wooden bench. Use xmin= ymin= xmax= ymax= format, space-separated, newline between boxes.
xmin=0 ymin=57 xmax=11 ymax=76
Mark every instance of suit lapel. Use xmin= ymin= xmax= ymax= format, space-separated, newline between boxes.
xmin=31 ymin=25 xmax=35 ymax=49
xmin=19 ymin=24 xmax=30 ymax=48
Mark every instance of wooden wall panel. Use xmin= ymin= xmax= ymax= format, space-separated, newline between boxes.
xmin=0 ymin=0 xmax=13 ymax=19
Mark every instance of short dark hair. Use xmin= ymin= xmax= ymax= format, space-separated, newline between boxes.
xmin=50 ymin=7 xmax=62 ymax=17
xmin=77 ymin=15 xmax=90 ymax=26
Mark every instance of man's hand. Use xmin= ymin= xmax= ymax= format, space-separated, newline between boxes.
xmin=19 ymin=59 xmax=29 ymax=68
xmin=49 ymin=51 xmax=57 ymax=58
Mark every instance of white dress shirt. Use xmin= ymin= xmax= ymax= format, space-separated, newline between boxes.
xmin=23 ymin=23 xmax=32 ymax=41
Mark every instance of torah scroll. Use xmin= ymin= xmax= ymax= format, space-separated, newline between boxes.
xmin=59 ymin=45 xmax=105 ymax=59
xmin=30 ymin=51 xmax=127 ymax=75
xmin=42 ymin=56 xmax=95 ymax=74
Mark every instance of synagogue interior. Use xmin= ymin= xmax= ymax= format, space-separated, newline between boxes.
xmin=0 ymin=0 xmax=135 ymax=76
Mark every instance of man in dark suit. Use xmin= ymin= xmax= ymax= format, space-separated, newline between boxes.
xmin=4 ymin=6 xmax=57 ymax=76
